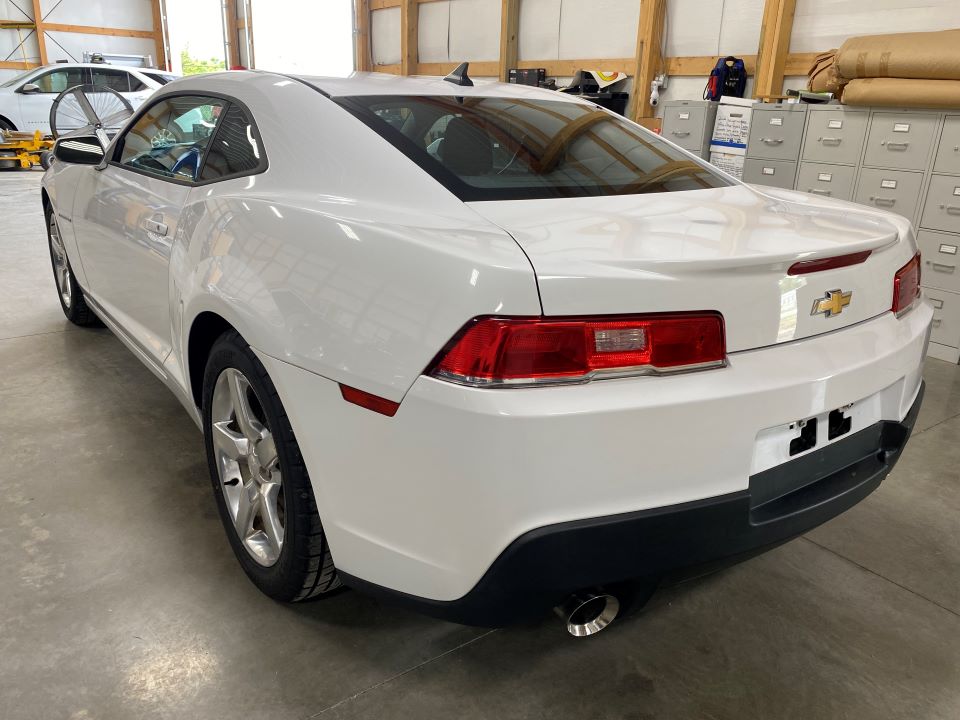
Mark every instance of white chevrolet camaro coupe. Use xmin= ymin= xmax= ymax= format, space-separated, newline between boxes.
xmin=41 ymin=68 xmax=931 ymax=635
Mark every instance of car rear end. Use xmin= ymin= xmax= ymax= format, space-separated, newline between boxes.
xmin=275 ymin=80 xmax=932 ymax=626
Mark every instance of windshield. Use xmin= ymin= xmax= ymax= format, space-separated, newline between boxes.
xmin=337 ymin=95 xmax=730 ymax=201
xmin=0 ymin=69 xmax=37 ymax=88
xmin=143 ymin=72 xmax=178 ymax=85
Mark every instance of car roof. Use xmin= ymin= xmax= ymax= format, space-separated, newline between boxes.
xmin=30 ymin=63 xmax=172 ymax=73
xmin=291 ymin=71 xmax=586 ymax=102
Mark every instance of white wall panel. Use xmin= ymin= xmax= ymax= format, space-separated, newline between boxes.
xmin=718 ymin=0 xmax=764 ymax=55
xmin=419 ymin=0 xmax=450 ymax=63
xmin=371 ymin=6 xmax=401 ymax=66
xmin=791 ymin=0 xmax=960 ymax=52
xmin=518 ymin=0 xmax=561 ymax=60
xmin=558 ymin=0 xmax=640 ymax=59
xmin=43 ymin=32 xmax=155 ymax=64
xmin=450 ymin=0 xmax=500 ymax=61
xmin=0 ymin=29 xmax=39 ymax=64
xmin=666 ymin=0 xmax=721 ymax=57
xmin=41 ymin=0 xmax=154 ymax=30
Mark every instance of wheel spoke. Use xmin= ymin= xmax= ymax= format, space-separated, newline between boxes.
xmin=233 ymin=479 xmax=258 ymax=536
xmin=211 ymin=420 xmax=248 ymax=460
xmin=227 ymin=370 xmax=263 ymax=443
xmin=256 ymin=433 xmax=278 ymax=471
xmin=259 ymin=482 xmax=284 ymax=556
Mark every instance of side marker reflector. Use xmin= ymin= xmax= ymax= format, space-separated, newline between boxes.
xmin=340 ymin=384 xmax=400 ymax=417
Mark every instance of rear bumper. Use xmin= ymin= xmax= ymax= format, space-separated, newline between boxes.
xmin=341 ymin=382 xmax=924 ymax=626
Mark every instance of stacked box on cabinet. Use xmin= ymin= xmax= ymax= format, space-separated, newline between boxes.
xmin=660 ymin=100 xmax=719 ymax=159
xmin=742 ymin=102 xmax=807 ymax=189
xmin=708 ymin=96 xmax=754 ymax=179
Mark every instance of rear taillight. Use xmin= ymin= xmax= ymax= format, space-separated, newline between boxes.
xmin=892 ymin=253 xmax=921 ymax=315
xmin=428 ymin=313 xmax=726 ymax=387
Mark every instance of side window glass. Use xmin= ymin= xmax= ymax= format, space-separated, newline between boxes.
xmin=128 ymin=75 xmax=147 ymax=92
xmin=199 ymin=104 xmax=264 ymax=181
xmin=90 ymin=68 xmax=131 ymax=93
xmin=118 ymin=95 xmax=225 ymax=182
xmin=31 ymin=68 xmax=88 ymax=93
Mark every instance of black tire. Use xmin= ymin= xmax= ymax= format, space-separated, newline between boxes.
xmin=202 ymin=330 xmax=341 ymax=602
xmin=45 ymin=209 xmax=102 ymax=327
xmin=0 ymin=117 xmax=14 ymax=132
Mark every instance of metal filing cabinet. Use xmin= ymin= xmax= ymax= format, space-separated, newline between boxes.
xmin=660 ymin=100 xmax=718 ymax=159
xmin=854 ymin=168 xmax=925 ymax=220
xmin=862 ymin=112 xmax=939 ymax=171
xmin=742 ymin=158 xmax=797 ymax=189
xmin=795 ymin=162 xmax=857 ymax=201
xmin=746 ymin=103 xmax=807 ymax=161
xmin=801 ymin=107 xmax=868 ymax=165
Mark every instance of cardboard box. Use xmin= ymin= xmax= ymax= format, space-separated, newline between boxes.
xmin=710 ymin=96 xmax=754 ymax=151
xmin=709 ymin=149 xmax=745 ymax=180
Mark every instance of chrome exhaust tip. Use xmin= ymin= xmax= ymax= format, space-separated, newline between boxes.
xmin=555 ymin=591 xmax=620 ymax=637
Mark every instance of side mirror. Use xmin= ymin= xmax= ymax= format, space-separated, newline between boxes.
xmin=19 ymin=83 xmax=41 ymax=94
xmin=53 ymin=135 xmax=106 ymax=165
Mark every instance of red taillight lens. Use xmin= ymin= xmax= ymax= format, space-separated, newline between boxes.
xmin=429 ymin=313 xmax=726 ymax=386
xmin=892 ymin=253 xmax=921 ymax=315
xmin=788 ymin=250 xmax=872 ymax=275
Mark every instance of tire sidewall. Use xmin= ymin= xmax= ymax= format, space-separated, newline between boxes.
xmin=45 ymin=210 xmax=77 ymax=318
xmin=201 ymin=332 xmax=313 ymax=600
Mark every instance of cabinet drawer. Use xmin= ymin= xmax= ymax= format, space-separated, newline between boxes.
xmin=742 ymin=158 xmax=797 ymax=189
xmin=917 ymin=230 xmax=960 ymax=293
xmin=802 ymin=110 xmax=868 ymax=165
xmin=863 ymin=112 xmax=938 ymax=171
xmin=662 ymin=105 xmax=708 ymax=152
xmin=795 ymin=162 xmax=856 ymax=201
xmin=746 ymin=109 xmax=805 ymax=161
xmin=925 ymin=289 xmax=960 ymax=349
xmin=854 ymin=168 xmax=924 ymax=220
xmin=920 ymin=175 xmax=960 ymax=233
xmin=934 ymin=116 xmax=960 ymax=175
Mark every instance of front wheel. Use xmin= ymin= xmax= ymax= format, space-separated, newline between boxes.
xmin=46 ymin=210 xmax=101 ymax=326
xmin=202 ymin=330 xmax=341 ymax=601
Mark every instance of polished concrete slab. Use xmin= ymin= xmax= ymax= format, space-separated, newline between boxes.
xmin=1 ymin=171 xmax=959 ymax=719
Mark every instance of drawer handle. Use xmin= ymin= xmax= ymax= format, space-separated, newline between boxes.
xmin=932 ymin=299 xmax=945 ymax=309
xmin=671 ymin=130 xmax=691 ymax=137
xmin=932 ymin=262 xmax=956 ymax=273
xmin=820 ymin=137 xmax=842 ymax=146
xmin=944 ymin=204 xmax=960 ymax=215
xmin=885 ymin=141 xmax=910 ymax=150
xmin=808 ymin=188 xmax=832 ymax=196
xmin=932 ymin=318 xmax=942 ymax=327
xmin=872 ymin=197 xmax=896 ymax=207
xmin=761 ymin=137 xmax=784 ymax=145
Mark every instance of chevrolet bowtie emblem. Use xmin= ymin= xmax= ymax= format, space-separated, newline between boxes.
xmin=811 ymin=289 xmax=852 ymax=318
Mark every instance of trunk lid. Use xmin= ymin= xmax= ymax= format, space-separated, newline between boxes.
xmin=468 ymin=185 xmax=913 ymax=352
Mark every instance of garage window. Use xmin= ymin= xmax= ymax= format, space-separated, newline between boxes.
xmin=338 ymin=95 xmax=730 ymax=201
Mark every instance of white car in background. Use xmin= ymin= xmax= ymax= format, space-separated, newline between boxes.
xmin=40 ymin=69 xmax=931 ymax=636
xmin=0 ymin=63 xmax=177 ymax=135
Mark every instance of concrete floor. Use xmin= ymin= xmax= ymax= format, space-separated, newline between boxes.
xmin=1 ymin=170 xmax=959 ymax=720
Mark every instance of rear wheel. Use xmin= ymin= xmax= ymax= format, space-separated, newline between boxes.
xmin=46 ymin=210 xmax=101 ymax=326
xmin=202 ymin=331 xmax=341 ymax=601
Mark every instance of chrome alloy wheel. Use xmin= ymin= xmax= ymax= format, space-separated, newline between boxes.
xmin=211 ymin=368 xmax=285 ymax=567
xmin=49 ymin=214 xmax=72 ymax=307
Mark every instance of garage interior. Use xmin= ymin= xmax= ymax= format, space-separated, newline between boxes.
xmin=1 ymin=0 xmax=960 ymax=718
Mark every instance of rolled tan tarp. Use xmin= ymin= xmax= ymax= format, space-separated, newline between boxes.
xmin=807 ymin=49 xmax=846 ymax=99
xmin=842 ymin=77 xmax=960 ymax=108
xmin=836 ymin=29 xmax=960 ymax=81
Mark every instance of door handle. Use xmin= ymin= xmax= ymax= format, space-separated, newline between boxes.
xmin=143 ymin=219 xmax=168 ymax=236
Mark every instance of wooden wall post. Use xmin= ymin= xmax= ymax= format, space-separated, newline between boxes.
xmin=498 ymin=0 xmax=519 ymax=82
xmin=30 ymin=0 xmax=46 ymax=64
xmin=151 ymin=0 xmax=168 ymax=69
xmin=355 ymin=0 xmax=372 ymax=71
xmin=400 ymin=0 xmax=417 ymax=75
xmin=754 ymin=0 xmax=796 ymax=99
xmin=630 ymin=0 xmax=665 ymax=128
xmin=224 ymin=0 xmax=240 ymax=68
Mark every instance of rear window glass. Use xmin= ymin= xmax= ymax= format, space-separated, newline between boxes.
xmin=337 ymin=95 xmax=730 ymax=201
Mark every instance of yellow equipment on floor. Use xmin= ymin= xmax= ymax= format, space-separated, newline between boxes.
xmin=0 ymin=130 xmax=54 ymax=170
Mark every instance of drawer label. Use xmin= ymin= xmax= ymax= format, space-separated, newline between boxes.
xmin=954 ymin=187 xmax=960 ymax=196
xmin=881 ymin=179 xmax=898 ymax=189
xmin=818 ymin=172 xmax=833 ymax=182
xmin=828 ymin=119 xmax=843 ymax=129
xmin=940 ymin=244 xmax=958 ymax=255
xmin=770 ymin=117 xmax=783 ymax=126
xmin=679 ymin=112 xmax=690 ymax=119
xmin=762 ymin=167 xmax=775 ymax=175
xmin=893 ymin=123 xmax=911 ymax=133
xmin=932 ymin=298 xmax=945 ymax=309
